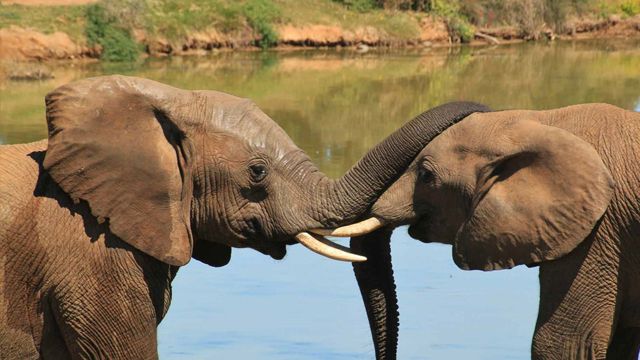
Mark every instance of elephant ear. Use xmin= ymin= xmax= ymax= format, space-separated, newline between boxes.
xmin=453 ymin=118 xmax=614 ymax=271
xmin=44 ymin=75 xmax=194 ymax=266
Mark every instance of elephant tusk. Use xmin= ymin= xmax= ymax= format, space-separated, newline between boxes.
xmin=295 ymin=232 xmax=367 ymax=262
xmin=310 ymin=217 xmax=384 ymax=237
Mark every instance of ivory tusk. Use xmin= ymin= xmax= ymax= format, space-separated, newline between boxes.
xmin=310 ymin=217 xmax=384 ymax=237
xmin=295 ymin=232 xmax=367 ymax=262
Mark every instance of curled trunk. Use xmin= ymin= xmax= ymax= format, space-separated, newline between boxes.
xmin=351 ymin=228 xmax=398 ymax=360
xmin=312 ymin=102 xmax=490 ymax=227
xmin=344 ymin=103 xmax=491 ymax=357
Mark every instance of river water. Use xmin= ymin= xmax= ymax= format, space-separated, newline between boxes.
xmin=1 ymin=39 xmax=639 ymax=359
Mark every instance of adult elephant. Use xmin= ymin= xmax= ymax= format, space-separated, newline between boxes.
xmin=319 ymin=104 xmax=640 ymax=359
xmin=0 ymin=75 xmax=488 ymax=359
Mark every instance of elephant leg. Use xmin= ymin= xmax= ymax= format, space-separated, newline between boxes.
xmin=48 ymin=251 xmax=172 ymax=360
xmin=606 ymin=326 xmax=640 ymax=360
xmin=51 ymin=291 xmax=161 ymax=360
xmin=532 ymin=234 xmax=620 ymax=360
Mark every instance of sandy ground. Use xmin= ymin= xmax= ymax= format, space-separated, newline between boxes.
xmin=0 ymin=26 xmax=89 ymax=61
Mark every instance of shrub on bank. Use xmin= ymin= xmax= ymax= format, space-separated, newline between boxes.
xmin=242 ymin=0 xmax=280 ymax=48
xmin=86 ymin=1 xmax=142 ymax=61
xmin=332 ymin=0 xmax=640 ymax=39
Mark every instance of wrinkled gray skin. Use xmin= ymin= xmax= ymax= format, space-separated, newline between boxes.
xmin=0 ymin=75 xmax=488 ymax=359
xmin=353 ymin=103 xmax=640 ymax=360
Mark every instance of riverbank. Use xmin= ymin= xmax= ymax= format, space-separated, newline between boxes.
xmin=1 ymin=0 xmax=640 ymax=63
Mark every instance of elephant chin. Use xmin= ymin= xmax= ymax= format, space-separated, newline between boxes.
xmin=407 ymin=220 xmax=432 ymax=243
xmin=269 ymin=244 xmax=287 ymax=260
xmin=254 ymin=241 xmax=288 ymax=260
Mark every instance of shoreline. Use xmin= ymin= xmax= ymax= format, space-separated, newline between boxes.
xmin=1 ymin=11 xmax=639 ymax=64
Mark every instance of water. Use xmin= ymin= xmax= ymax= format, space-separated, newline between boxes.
xmin=1 ymin=39 xmax=639 ymax=359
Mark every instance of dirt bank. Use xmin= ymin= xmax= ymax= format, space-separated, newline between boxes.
xmin=1 ymin=14 xmax=639 ymax=61
xmin=275 ymin=18 xmax=448 ymax=47
xmin=142 ymin=19 xmax=448 ymax=57
xmin=0 ymin=26 xmax=98 ymax=61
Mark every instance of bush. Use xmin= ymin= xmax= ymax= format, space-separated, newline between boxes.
xmin=454 ymin=0 xmax=604 ymax=37
xmin=242 ymin=0 xmax=280 ymax=48
xmin=333 ymin=0 xmax=378 ymax=12
xmin=620 ymin=0 xmax=640 ymax=16
xmin=86 ymin=1 xmax=141 ymax=62
xmin=432 ymin=0 xmax=475 ymax=42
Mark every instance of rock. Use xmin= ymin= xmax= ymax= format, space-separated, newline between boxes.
xmin=355 ymin=43 xmax=369 ymax=53
xmin=6 ymin=63 xmax=54 ymax=81
xmin=608 ymin=14 xmax=621 ymax=25
xmin=147 ymin=37 xmax=173 ymax=55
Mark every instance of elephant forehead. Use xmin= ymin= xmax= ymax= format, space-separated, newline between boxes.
xmin=196 ymin=91 xmax=302 ymax=161
xmin=422 ymin=110 xmax=542 ymax=166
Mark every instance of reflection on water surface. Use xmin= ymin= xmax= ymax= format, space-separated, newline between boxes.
xmin=1 ymin=39 xmax=639 ymax=359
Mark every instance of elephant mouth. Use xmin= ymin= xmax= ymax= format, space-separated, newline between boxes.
xmin=241 ymin=224 xmax=294 ymax=260
xmin=246 ymin=218 xmax=387 ymax=262
xmin=302 ymin=217 xmax=386 ymax=262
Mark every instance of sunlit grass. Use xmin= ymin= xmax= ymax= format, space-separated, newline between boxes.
xmin=0 ymin=4 xmax=88 ymax=42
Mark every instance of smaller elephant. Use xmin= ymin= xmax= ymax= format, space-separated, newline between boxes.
xmin=316 ymin=104 xmax=640 ymax=359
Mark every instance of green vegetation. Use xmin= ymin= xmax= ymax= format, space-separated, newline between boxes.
xmin=599 ymin=0 xmax=640 ymax=17
xmin=0 ymin=4 xmax=87 ymax=41
xmin=277 ymin=0 xmax=419 ymax=38
xmin=131 ymin=0 xmax=282 ymax=47
xmin=450 ymin=0 xmax=640 ymax=36
xmin=430 ymin=1 xmax=474 ymax=43
xmin=0 ymin=0 xmax=638 ymax=61
xmin=332 ymin=0 xmax=640 ymax=38
xmin=332 ymin=0 xmax=378 ymax=12
xmin=243 ymin=0 xmax=281 ymax=48
xmin=86 ymin=1 xmax=142 ymax=61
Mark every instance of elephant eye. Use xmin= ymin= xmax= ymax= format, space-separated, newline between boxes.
xmin=418 ymin=166 xmax=435 ymax=184
xmin=249 ymin=163 xmax=268 ymax=183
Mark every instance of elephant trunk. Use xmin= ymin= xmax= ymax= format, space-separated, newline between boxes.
xmin=290 ymin=102 xmax=488 ymax=263
xmin=351 ymin=228 xmax=398 ymax=360
xmin=312 ymin=102 xmax=490 ymax=228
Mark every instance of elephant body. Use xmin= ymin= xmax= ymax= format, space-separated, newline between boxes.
xmin=1 ymin=141 xmax=173 ymax=358
xmin=516 ymin=105 xmax=640 ymax=358
xmin=0 ymin=75 xmax=489 ymax=358
xmin=353 ymin=103 xmax=640 ymax=359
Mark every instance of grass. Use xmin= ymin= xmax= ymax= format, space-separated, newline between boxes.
xmin=275 ymin=0 xmax=421 ymax=39
xmin=243 ymin=0 xmax=280 ymax=48
xmin=143 ymin=0 xmax=241 ymax=40
xmin=143 ymin=0 xmax=420 ymax=43
xmin=86 ymin=2 xmax=141 ymax=61
xmin=0 ymin=0 xmax=638 ymax=61
xmin=142 ymin=0 xmax=282 ymax=47
xmin=0 ymin=4 xmax=88 ymax=42
xmin=597 ymin=0 xmax=640 ymax=17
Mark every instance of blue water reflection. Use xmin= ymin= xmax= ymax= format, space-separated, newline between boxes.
xmin=158 ymin=227 xmax=538 ymax=359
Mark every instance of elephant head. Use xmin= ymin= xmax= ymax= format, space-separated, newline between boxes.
xmin=42 ymin=75 xmax=489 ymax=268
xmin=342 ymin=107 xmax=615 ymax=359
